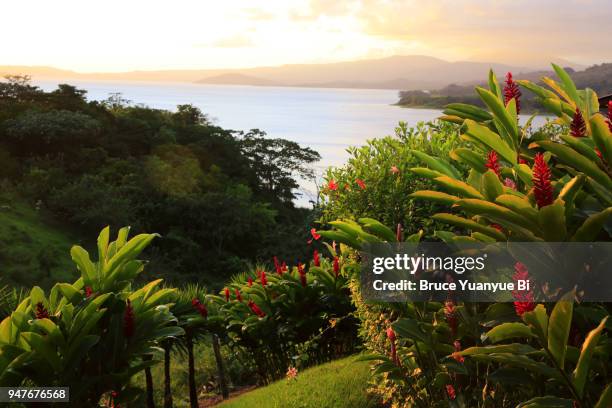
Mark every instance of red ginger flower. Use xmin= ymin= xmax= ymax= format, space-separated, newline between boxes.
xmin=446 ymin=384 xmax=457 ymax=400
xmin=313 ymin=250 xmax=320 ymax=267
xmin=532 ymin=153 xmax=554 ymax=208
xmin=607 ymin=101 xmax=612 ymax=133
xmin=260 ymin=270 xmax=268 ymax=286
xmin=512 ymin=262 xmax=536 ymax=316
xmin=85 ymin=286 xmax=93 ymax=298
xmin=123 ymin=300 xmax=135 ymax=338
xmin=386 ymin=327 xmax=399 ymax=365
xmin=355 ymin=178 xmax=366 ymax=190
xmin=191 ymin=298 xmax=208 ymax=318
xmin=444 ymin=300 xmax=458 ymax=338
xmin=570 ymin=108 xmax=587 ymax=137
xmin=504 ymin=72 xmax=522 ymax=114
xmin=274 ymin=256 xmax=283 ymax=274
xmin=281 ymin=261 xmax=288 ymax=273
xmin=224 ymin=287 xmax=230 ymax=302
xmin=452 ymin=340 xmax=465 ymax=363
xmin=247 ymin=277 xmax=253 ymax=287
xmin=297 ymin=262 xmax=307 ymax=287
xmin=248 ymin=300 xmax=266 ymax=318
xmin=35 ymin=302 xmax=49 ymax=319
xmin=333 ymin=256 xmax=340 ymax=278
xmin=234 ymin=289 xmax=242 ymax=302
xmin=485 ymin=150 xmax=501 ymax=177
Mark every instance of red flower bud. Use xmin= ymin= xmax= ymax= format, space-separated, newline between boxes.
xmin=333 ymin=256 xmax=340 ymax=278
xmin=274 ymin=256 xmax=282 ymax=274
xmin=313 ymin=250 xmax=320 ymax=267
xmin=191 ymin=298 xmax=208 ymax=318
xmin=260 ymin=270 xmax=267 ymax=286
xmin=85 ymin=286 xmax=93 ymax=298
xmin=512 ymin=262 xmax=535 ymax=316
xmin=235 ymin=289 xmax=242 ymax=302
xmin=298 ymin=262 xmax=307 ymax=287
xmin=532 ymin=153 xmax=554 ymax=208
xmin=247 ymin=277 xmax=253 ymax=287
xmin=504 ymin=72 xmax=522 ymax=114
xmin=570 ymin=108 xmax=587 ymax=138
xmin=35 ymin=302 xmax=49 ymax=319
xmin=446 ymin=384 xmax=456 ymax=400
xmin=386 ymin=327 xmax=398 ymax=365
xmin=248 ymin=300 xmax=266 ymax=318
xmin=355 ymin=178 xmax=366 ymax=190
xmin=485 ymin=150 xmax=501 ymax=177
xmin=123 ymin=300 xmax=135 ymax=338
xmin=224 ymin=288 xmax=230 ymax=302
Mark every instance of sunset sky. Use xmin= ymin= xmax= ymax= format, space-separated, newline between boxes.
xmin=3 ymin=0 xmax=611 ymax=72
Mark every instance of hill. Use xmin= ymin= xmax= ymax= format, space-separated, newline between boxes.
xmin=397 ymin=63 xmax=612 ymax=110
xmin=0 ymin=55 xmax=585 ymax=90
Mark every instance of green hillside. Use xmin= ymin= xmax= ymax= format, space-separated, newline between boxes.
xmin=0 ymin=193 xmax=79 ymax=289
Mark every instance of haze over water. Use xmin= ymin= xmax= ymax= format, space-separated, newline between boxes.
xmin=37 ymin=80 xmax=545 ymax=205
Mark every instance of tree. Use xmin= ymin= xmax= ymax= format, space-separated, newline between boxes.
xmin=238 ymin=129 xmax=321 ymax=203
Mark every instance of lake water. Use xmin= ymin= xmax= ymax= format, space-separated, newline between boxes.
xmin=36 ymin=80 xmax=545 ymax=205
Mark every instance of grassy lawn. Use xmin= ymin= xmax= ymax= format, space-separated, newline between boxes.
xmin=217 ymin=355 xmax=378 ymax=408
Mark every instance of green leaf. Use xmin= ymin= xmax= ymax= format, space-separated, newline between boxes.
xmin=462 ymin=119 xmax=517 ymax=165
xmin=481 ymin=170 xmax=504 ymax=201
xmin=459 ymin=343 xmax=536 ymax=356
xmin=408 ymin=150 xmax=461 ymax=178
xmin=548 ymin=291 xmax=574 ymax=370
xmin=495 ymin=194 xmax=538 ymax=223
xmin=431 ymin=213 xmax=506 ymax=241
xmin=538 ymin=200 xmax=567 ymax=241
xmin=484 ymin=322 xmax=534 ymax=343
xmin=97 ymin=226 xmax=110 ymax=267
xmin=595 ymin=383 xmax=612 ymax=408
xmin=70 ymin=246 xmax=96 ymax=284
xmin=572 ymin=316 xmax=608 ymax=397
xmin=392 ymin=318 xmax=429 ymax=343
xmin=475 ymin=87 xmax=518 ymax=145
xmin=517 ymin=396 xmax=573 ymax=408
xmin=358 ymin=218 xmax=396 ymax=242
xmin=552 ymin=63 xmax=580 ymax=106
xmin=409 ymin=190 xmax=460 ymax=205
xmin=516 ymin=80 xmax=558 ymax=100
xmin=488 ymin=69 xmax=502 ymax=100
xmin=558 ymin=175 xmax=585 ymax=218
xmin=514 ymin=163 xmax=534 ymax=187
xmin=522 ymin=304 xmax=549 ymax=343
xmin=454 ymin=199 xmax=533 ymax=230
xmin=433 ymin=176 xmax=484 ymax=199
xmin=450 ymin=148 xmax=487 ymax=173
xmin=444 ymin=103 xmax=493 ymax=122
xmin=590 ymin=114 xmax=612 ymax=165
xmin=409 ymin=167 xmax=445 ymax=179
xmin=571 ymin=207 xmax=612 ymax=241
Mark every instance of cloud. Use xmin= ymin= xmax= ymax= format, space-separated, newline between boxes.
xmin=209 ymin=34 xmax=255 ymax=48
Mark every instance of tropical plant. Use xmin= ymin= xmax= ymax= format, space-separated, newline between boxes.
xmin=0 ymin=227 xmax=184 ymax=406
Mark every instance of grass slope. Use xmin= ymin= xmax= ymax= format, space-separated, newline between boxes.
xmin=218 ymin=355 xmax=377 ymax=408
xmin=0 ymin=194 xmax=79 ymax=289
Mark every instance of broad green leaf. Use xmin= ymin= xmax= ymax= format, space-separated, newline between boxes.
xmin=558 ymin=175 xmax=585 ymax=218
xmin=522 ymin=304 xmax=549 ymax=343
xmin=408 ymin=150 xmax=461 ymax=178
xmin=455 ymin=199 xmax=533 ymax=230
xmin=591 ymin=114 xmax=612 ymax=165
xmin=409 ymin=167 xmax=445 ymax=179
xmin=538 ymin=200 xmax=567 ymax=241
xmin=495 ymin=194 xmax=538 ymax=223
xmin=485 ymin=322 xmax=534 ymax=343
xmin=595 ymin=383 xmax=612 ymax=408
xmin=548 ymin=291 xmax=574 ymax=370
xmin=70 ymin=246 xmax=96 ymax=284
xmin=392 ymin=318 xmax=429 ymax=343
xmin=475 ymin=87 xmax=518 ymax=144
xmin=459 ymin=343 xmax=536 ymax=356
xmin=517 ymin=396 xmax=573 ymax=408
xmin=432 ymin=213 xmax=506 ymax=241
xmin=560 ymin=134 xmax=600 ymax=162
xmin=552 ymin=64 xmax=581 ymax=106
xmin=572 ymin=207 xmax=612 ymax=241
xmin=97 ymin=226 xmax=110 ymax=268
xmin=450 ymin=148 xmax=487 ymax=173
xmin=409 ymin=190 xmax=460 ymax=205
xmin=488 ymin=69 xmax=502 ymax=100
xmin=573 ymin=316 xmax=608 ymax=397
xmin=462 ymin=119 xmax=517 ymax=165
xmin=433 ymin=176 xmax=484 ymax=199
xmin=516 ymin=80 xmax=558 ymax=100
xmin=358 ymin=218 xmax=397 ymax=242
xmin=482 ymin=170 xmax=504 ymax=201
xmin=444 ymin=103 xmax=493 ymax=122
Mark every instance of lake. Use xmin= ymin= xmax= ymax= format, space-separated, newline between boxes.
xmin=36 ymin=80 xmax=544 ymax=205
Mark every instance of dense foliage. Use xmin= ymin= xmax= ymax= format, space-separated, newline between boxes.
xmin=320 ymin=120 xmax=465 ymax=238
xmin=0 ymin=76 xmax=320 ymax=287
xmin=321 ymin=65 xmax=612 ymax=407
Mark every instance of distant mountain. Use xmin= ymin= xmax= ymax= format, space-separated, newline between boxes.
xmin=0 ymin=55 xmax=587 ymax=91
xmin=396 ymin=63 xmax=612 ymax=110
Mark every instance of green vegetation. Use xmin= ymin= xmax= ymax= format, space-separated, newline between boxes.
xmin=218 ymin=355 xmax=377 ymax=408
xmin=321 ymin=64 xmax=611 ymax=407
xmin=0 ymin=76 xmax=320 ymax=288
xmin=0 ymin=192 xmax=77 ymax=288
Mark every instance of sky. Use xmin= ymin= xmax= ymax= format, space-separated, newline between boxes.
xmin=2 ymin=0 xmax=611 ymax=72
